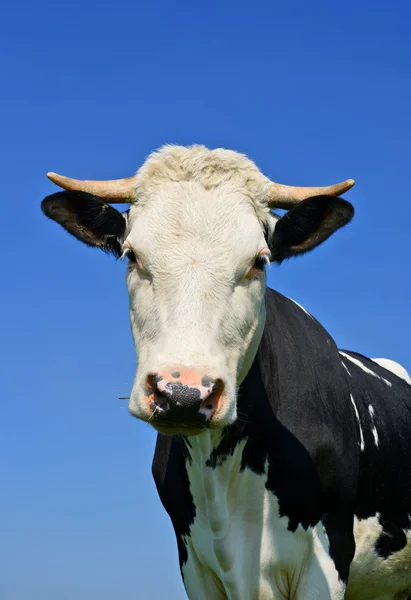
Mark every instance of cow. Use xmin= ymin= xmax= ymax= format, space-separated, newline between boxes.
xmin=41 ymin=145 xmax=411 ymax=600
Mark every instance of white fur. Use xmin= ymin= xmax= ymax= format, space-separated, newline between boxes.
xmin=118 ymin=145 xmax=411 ymax=597
xmin=342 ymin=362 xmax=352 ymax=377
xmin=372 ymin=358 xmax=411 ymax=385
xmin=339 ymin=352 xmax=392 ymax=387
xmin=181 ymin=433 xmax=411 ymax=600
xmin=126 ymin=146 xmax=277 ymax=428
xmin=350 ymin=394 xmax=365 ymax=451
xmin=368 ymin=404 xmax=379 ymax=448
xmin=182 ymin=432 xmax=345 ymax=600
xmin=347 ymin=514 xmax=411 ymax=599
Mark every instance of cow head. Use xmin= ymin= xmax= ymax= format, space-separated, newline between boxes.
xmin=42 ymin=145 xmax=354 ymax=435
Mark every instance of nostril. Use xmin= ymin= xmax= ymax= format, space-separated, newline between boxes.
xmin=145 ymin=374 xmax=170 ymax=412
xmin=211 ymin=378 xmax=223 ymax=394
xmin=199 ymin=379 xmax=224 ymax=419
xmin=199 ymin=393 xmax=220 ymax=418
xmin=153 ymin=395 xmax=169 ymax=411
xmin=153 ymin=385 xmax=171 ymax=411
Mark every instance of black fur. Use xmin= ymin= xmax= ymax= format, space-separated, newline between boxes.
xmin=152 ymin=434 xmax=196 ymax=569
xmin=152 ymin=288 xmax=411 ymax=587
xmin=270 ymin=195 xmax=354 ymax=262
xmin=340 ymin=349 xmax=411 ymax=559
xmin=41 ymin=191 xmax=127 ymax=257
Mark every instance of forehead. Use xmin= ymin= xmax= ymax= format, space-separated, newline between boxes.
xmin=131 ymin=181 xmax=261 ymax=230
xmin=126 ymin=145 xmax=270 ymax=257
xmin=128 ymin=182 xmax=266 ymax=259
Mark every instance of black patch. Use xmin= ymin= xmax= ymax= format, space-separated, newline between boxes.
xmin=152 ymin=434 xmax=195 ymax=571
xmin=41 ymin=191 xmax=127 ymax=257
xmin=163 ymin=382 xmax=202 ymax=408
xmin=206 ymin=363 xmax=325 ymax=531
xmin=375 ymin=526 xmax=408 ymax=558
xmin=171 ymin=371 xmax=181 ymax=379
xmin=340 ymin=350 xmax=411 ymax=559
xmin=143 ymin=386 xmax=153 ymax=397
xmin=270 ymin=195 xmax=354 ymax=263
xmin=154 ymin=382 xmax=206 ymax=429
xmin=151 ymin=288 xmax=411 ymax=586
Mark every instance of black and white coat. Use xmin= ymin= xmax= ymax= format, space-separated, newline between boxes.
xmin=40 ymin=144 xmax=411 ymax=599
xmin=153 ymin=288 xmax=411 ymax=600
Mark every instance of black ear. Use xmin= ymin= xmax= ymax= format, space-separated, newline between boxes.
xmin=41 ymin=191 xmax=127 ymax=257
xmin=270 ymin=195 xmax=354 ymax=263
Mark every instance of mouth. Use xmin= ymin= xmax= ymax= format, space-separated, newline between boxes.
xmin=128 ymin=401 xmax=212 ymax=435
xmin=152 ymin=423 xmax=209 ymax=436
xmin=149 ymin=403 xmax=210 ymax=435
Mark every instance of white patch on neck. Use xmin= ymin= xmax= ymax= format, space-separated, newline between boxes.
xmin=339 ymin=352 xmax=392 ymax=387
xmin=181 ymin=431 xmax=344 ymax=599
xmin=350 ymin=394 xmax=365 ymax=451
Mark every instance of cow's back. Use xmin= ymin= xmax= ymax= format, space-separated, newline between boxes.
xmin=339 ymin=350 xmax=411 ymax=598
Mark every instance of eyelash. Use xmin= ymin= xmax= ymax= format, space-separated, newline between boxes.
xmin=122 ymin=248 xmax=270 ymax=273
xmin=125 ymin=249 xmax=136 ymax=262
xmin=121 ymin=248 xmax=137 ymax=263
xmin=252 ymin=255 xmax=267 ymax=271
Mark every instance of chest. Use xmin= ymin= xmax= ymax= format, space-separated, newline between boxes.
xmin=180 ymin=436 xmax=339 ymax=600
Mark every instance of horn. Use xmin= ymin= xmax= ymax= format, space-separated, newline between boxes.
xmin=268 ymin=179 xmax=355 ymax=209
xmin=46 ymin=172 xmax=137 ymax=203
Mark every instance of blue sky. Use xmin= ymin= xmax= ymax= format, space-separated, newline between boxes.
xmin=1 ymin=1 xmax=410 ymax=598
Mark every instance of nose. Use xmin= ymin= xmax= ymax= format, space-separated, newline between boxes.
xmin=146 ymin=370 xmax=223 ymax=423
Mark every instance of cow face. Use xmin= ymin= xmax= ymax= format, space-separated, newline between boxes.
xmin=42 ymin=145 xmax=354 ymax=435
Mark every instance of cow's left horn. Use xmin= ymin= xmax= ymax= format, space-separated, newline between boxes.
xmin=47 ymin=172 xmax=137 ymax=203
xmin=267 ymin=179 xmax=355 ymax=209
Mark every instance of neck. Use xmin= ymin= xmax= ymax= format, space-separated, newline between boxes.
xmin=184 ymin=294 xmax=268 ymax=460
xmin=183 ymin=429 xmax=248 ymax=540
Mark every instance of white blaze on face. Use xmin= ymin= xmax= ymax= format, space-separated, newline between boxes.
xmin=124 ymin=147 xmax=273 ymax=429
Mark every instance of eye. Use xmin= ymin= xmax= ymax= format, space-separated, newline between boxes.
xmin=252 ymin=255 xmax=267 ymax=271
xmin=121 ymin=244 xmax=137 ymax=263
xmin=245 ymin=250 xmax=270 ymax=278
xmin=124 ymin=249 xmax=136 ymax=263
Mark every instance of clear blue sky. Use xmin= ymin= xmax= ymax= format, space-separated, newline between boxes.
xmin=1 ymin=1 xmax=410 ymax=598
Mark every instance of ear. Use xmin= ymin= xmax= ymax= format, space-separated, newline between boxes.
xmin=269 ymin=195 xmax=354 ymax=263
xmin=41 ymin=191 xmax=128 ymax=257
